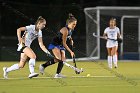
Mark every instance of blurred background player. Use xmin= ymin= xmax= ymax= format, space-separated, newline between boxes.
xmin=103 ymin=18 xmax=122 ymax=69
xmin=3 ymin=16 xmax=51 ymax=79
xmin=39 ymin=13 xmax=77 ymax=78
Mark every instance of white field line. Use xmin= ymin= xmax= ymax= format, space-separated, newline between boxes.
xmin=0 ymin=75 xmax=116 ymax=80
xmin=65 ymin=85 xmax=135 ymax=87
xmin=71 ymin=75 xmax=116 ymax=78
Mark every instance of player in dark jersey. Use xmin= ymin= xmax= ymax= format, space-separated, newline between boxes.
xmin=39 ymin=13 xmax=77 ymax=78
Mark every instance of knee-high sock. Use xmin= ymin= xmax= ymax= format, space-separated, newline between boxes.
xmin=56 ymin=61 xmax=64 ymax=74
xmin=6 ymin=64 xmax=20 ymax=73
xmin=108 ymin=56 xmax=112 ymax=68
xmin=113 ymin=55 xmax=118 ymax=67
xmin=29 ymin=59 xmax=35 ymax=74
xmin=42 ymin=59 xmax=55 ymax=68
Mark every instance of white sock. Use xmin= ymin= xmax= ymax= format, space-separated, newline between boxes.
xmin=29 ymin=59 xmax=35 ymax=74
xmin=6 ymin=64 xmax=19 ymax=72
xmin=108 ymin=56 xmax=112 ymax=68
xmin=113 ymin=55 xmax=118 ymax=67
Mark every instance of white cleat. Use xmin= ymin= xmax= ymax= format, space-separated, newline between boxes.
xmin=28 ymin=73 xmax=39 ymax=78
xmin=3 ymin=67 xmax=8 ymax=79
xmin=54 ymin=73 xmax=66 ymax=78
xmin=39 ymin=64 xmax=45 ymax=75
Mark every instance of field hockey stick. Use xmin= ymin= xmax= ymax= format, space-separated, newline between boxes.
xmin=73 ymin=55 xmax=83 ymax=74
xmin=47 ymin=53 xmax=83 ymax=74
xmin=93 ymin=33 xmax=117 ymax=41
xmin=63 ymin=62 xmax=83 ymax=74
xmin=70 ymin=45 xmax=82 ymax=74
xmin=93 ymin=33 xmax=123 ymax=43
xmin=70 ymin=45 xmax=77 ymax=67
xmin=73 ymin=55 xmax=77 ymax=68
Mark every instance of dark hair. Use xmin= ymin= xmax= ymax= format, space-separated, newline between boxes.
xmin=66 ymin=13 xmax=77 ymax=25
xmin=35 ymin=16 xmax=46 ymax=25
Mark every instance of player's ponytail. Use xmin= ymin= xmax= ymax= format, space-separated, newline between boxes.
xmin=35 ymin=16 xmax=46 ymax=25
xmin=68 ymin=13 xmax=74 ymax=18
xmin=66 ymin=13 xmax=77 ymax=25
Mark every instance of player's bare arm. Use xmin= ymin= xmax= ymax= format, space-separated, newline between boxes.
xmin=38 ymin=37 xmax=50 ymax=54
xmin=17 ymin=27 xmax=26 ymax=44
xmin=61 ymin=27 xmax=74 ymax=57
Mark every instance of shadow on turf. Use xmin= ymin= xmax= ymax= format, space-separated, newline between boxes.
xmin=89 ymin=59 xmax=138 ymax=86
xmin=75 ymin=49 xmax=138 ymax=86
xmin=45 ymin=72 xmax=67 ymax=86
xmin=1 ymin=91 xmax=6 ymax=93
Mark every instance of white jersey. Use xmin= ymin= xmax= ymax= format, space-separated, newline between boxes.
xmin=104 ymin=26 xmax=120 ymax=48
xmin=23 ymin=25 xmax=42 ymax=47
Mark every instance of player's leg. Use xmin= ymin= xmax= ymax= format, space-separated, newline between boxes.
xmin=23 ymin=47 xmax=39 ymax=78
xmin=3 ymin=53 xmax=28 ymax=79
xmin=39 ymin=47 xmax=61 ymax=74
xmin=54 ymin=50 xmax=66 ymax=78
xmin=107 ymin=48 xmax=113 ymax=68
xmin=53 ymin=48 xmax=66 ymax=78
xmin=112 ymin=46 xmax=118 ymax=68
xmin=39 ymin=57 xmax=56 ymax=74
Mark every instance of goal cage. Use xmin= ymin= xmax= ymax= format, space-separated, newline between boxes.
xmin=84 ymin=6 xmax=140 ymax=60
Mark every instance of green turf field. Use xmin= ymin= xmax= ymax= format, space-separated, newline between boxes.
xmin=0 ymin=61 xmax=140 ymax=93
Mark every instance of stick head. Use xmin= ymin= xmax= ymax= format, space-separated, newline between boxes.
xmin=75 ymin=71 xmax=80 ymax=74
xmin=75 ymin=68 xmax=83 ymax=74
xmin=93 ymin=33 xmax=96 ymax=36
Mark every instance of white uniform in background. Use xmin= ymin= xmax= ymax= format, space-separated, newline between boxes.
xmin=104 ymin=26 xmax=120 ymax=69
xmin=104 ymin=26 xmax=120 ymax=48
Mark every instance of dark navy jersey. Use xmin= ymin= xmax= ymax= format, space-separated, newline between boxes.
xmin=52 ymin=26 xmax=73 ymax=45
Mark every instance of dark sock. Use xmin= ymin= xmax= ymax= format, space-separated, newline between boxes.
xmin=56 ymin=61 xmax=64 ymax=74
xmin=42 ymin=59 xmax=55 ymax=68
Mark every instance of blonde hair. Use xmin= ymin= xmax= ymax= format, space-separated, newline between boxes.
xmin=109 ymin=18 xmax=116 ymax=26
xmin=35 ymin=16 xmax=46 ymax=25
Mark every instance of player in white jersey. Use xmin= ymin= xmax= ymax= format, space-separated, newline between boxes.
xmin=103 ymin=18 xmax=122 ymax=69
xmin=3 ymin=16 xmax=51 ymax=79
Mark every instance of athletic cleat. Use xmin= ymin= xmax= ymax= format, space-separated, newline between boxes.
xmin=3 ymin=67 xmax=8 ymax=79
xmin=28 ymin=73 xmax=39 ymax=78
xmin=39 ymin=64 xmax=45 ymax=75
xmin=54 ymin=73 xmax=66 ymax=78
